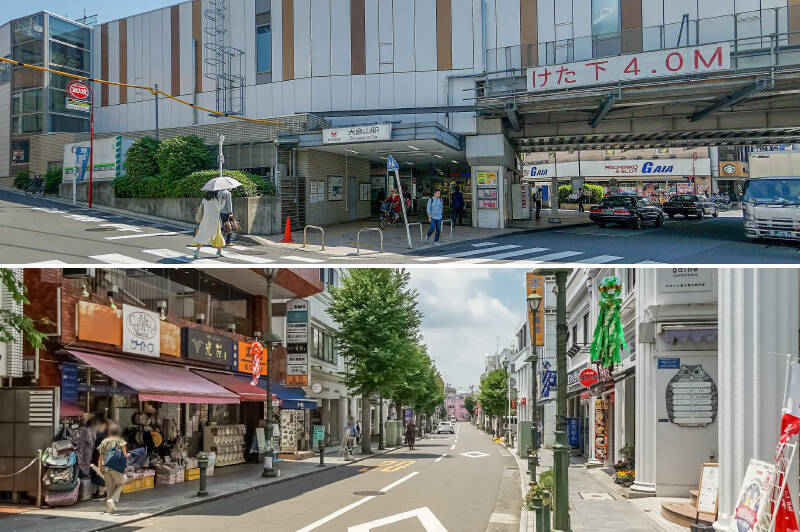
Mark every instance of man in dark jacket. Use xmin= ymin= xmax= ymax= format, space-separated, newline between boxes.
xmin=451 ymin=186 xmax=465 ymax=226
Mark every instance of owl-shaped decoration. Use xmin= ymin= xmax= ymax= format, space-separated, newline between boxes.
xmin=665 ymin=365 xmax=718 ymax=428
xmin=590 ymin=276 xmax=627 ymax=368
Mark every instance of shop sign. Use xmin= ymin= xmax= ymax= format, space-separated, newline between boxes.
xmin=160 ymin=321 xmax=181 ymax=357
xmin=527 ymin=43 xmax=730 ymax=93
xmin=719 ymin=160 xmax=749 ymax=178
xmin=567 ymin=366 xmax=585 ymax=388
xmin=666 ymin=364 xmax=718 ymax=427
xmin=310 ymin=382 xmax=323 ymax=394
xmin=285 ymin=299 xmax=309 ymax=387
xmin=540 ymin=369 xmax=556 ymax=398
xmin=476 ymin=171 xmax=498 ymax=186
xmin=594 ymin=399 xmax=608 ymax=460
xmin=520 ymin=397 xmax=526 ymax=405
xmin=63 ymin=136 xmax=134 ymax=183
xmin=61 ymin=362 xmax=78 ymax=403
xmin=65 ymin=80 xmax=91 ymax=113
xmin=522 ymin=158 xmax=710 ymax=179
xmin=567 ymin=418 xmax=580 ymax=448
xmin=732 ymin=459 xmax=775 ymax=531
xmin=122 ymin=305 xmax=160 ymax=357
xmin=579 ymin=368 xmax=599 ymax=387
xmin=77 ymin=300 xmax=122 ymax=346
xmin=234 ymin=341 xmax=268 ymax=378
xmin=181 ymin=328 xmax=234 ymax=366
xmin=658 ymin=268 xmax=713 ymax=293
xmin=323 ymin=123 xmax=391 ymax=144
xmin=658 ymin=358 xmax=681 ymax=370
xmin=580 ymin=391 xmax=591 ymax=400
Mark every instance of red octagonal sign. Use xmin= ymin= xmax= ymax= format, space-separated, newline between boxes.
xmin=579 ymin=368 xmax=599 ymax=387
xmin=67 ymin=81 xmax=90 ymax=101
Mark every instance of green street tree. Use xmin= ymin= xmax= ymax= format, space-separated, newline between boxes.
xmin=0 ymin=269 xmax=46 ymax=349
xmin=464 ymin=395 xmax=477 ymax=418
xmin=478 ymin=369 xmax=508 ymax=427
xmin=328 ymin=269 xmax=422 ymax=454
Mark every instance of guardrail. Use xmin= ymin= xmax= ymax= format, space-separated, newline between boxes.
xmin=357 ymin=228 xmax=383 ymax=254
xmin=302 ymin=225 xmax=325 ymax=251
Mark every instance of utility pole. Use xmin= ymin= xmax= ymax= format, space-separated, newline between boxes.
xmin=262 ymin=268 xmax=282 ymax=478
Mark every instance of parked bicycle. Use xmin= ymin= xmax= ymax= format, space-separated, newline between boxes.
xmin=25 ymin=175 xmax=45 ymax=197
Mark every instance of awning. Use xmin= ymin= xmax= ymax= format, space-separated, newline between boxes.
xmin=265 ymin=382 xmax=318 ymax=410
xmin=68 ymin=351 xmax=239 ymax=404
xmin=60 ymin=401 xmax=83 ymax=418
xmin=193 ymin=370 xmax=267 ymax=402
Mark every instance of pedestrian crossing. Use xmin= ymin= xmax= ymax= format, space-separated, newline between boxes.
xmin=412 ymin=243 xmax=657 ymax=265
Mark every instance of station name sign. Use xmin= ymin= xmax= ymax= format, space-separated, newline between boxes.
xmin=527 ymin=43 xmax=731 ymax=93
xmin=323 ymin=124 xmax=391 ymax=144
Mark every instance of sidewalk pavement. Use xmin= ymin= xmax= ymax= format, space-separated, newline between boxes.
xmin=2 ymin=442 xmax=400 ymax=532
xmin=508 ymin=446 xmax=689 ymax=532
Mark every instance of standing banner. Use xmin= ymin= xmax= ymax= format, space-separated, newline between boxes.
xmin=122 ymin=305 xmax=160 ymax=357
xmin=526 ymin=273 xmax=546 ymax=346
xmin=733 ymin=459 xmax=777 ymax=532
xmin=249 ymin=341 xmax=264 ymax=386
xmin=774 ymin=362 xmax=800 ymax=531
xmin=286 ymin=299 xmax=309 ymax=387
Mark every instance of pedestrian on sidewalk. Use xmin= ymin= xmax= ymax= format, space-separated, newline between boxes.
xmin=426 ymin=190 xmax=443 ymax=245
xmin=344 ymin=417 xmax=357 ymax=460
xmin=93 ymin=424 xmax=129 ymax=513
xmin=218 ymin=188 xmax=234 ymax=246
xmin=192 ymin=190 xmax=227 ymax=259
xmin=534 ymin=187 xmax=542 ymax=220
xmin=451 ymin=186 xmax=464 ymax=226
xmin=577 ymin=187 xmax=586 ymax=212
xmin=405 ymin=422 xmax=416 ymax=451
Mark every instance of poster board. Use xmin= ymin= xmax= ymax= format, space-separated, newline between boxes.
xmin=286 ymin=299 xmax=309 ymax=387
xmin=327 ymin=176 xmax=344 ymax=201
xmin=360 ymin=183 xmax=371 ymax=201
xmin=309 ymin=179 xmax=326 ymax=203
xmin=696 ymin=463 xmax=719 ymax=515
xmin=732 ymin=459 xmax=776 ymax=532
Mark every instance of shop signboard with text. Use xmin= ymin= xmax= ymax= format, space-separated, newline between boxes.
xmin=527 ymin=43 xmax=730 ymax=93
xmin=181 ymin=328 xmax=234 ymax=366
xmin=658 ymin=268 xmax=713 ymax=293
xmin=122 ymin=305 xmax=160 ymax=357
xmin=63 ymin=136 xmax=134 ymax=183
xmin=522 ymin=158 xmax=710 ymax=179
xmin=286 ymin=299 xmax=309 ymax=387
xmin=234 ymin=341 xmax=268 ymax=377
xmin=323 ymin=124 xmax=391 ymax=144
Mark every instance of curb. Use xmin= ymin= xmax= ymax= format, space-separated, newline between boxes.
xmin=87 ymin=445 xmax=404 ymax=532
xmin=500 ymin=221 xmax=593 ymax=237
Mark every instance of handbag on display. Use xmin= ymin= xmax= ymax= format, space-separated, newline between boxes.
xmin=223 ymin=218 xmax=240 ymax=234
xmin=44 ymin=480 xmax=80 ymax=507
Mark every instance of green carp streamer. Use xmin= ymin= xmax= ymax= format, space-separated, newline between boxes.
xmin=590 ymin=276 xmax=627 ymax=368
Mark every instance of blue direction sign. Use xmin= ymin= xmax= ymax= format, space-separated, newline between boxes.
xmin=387 ymin=154 xmax=399 ymax=171
xmin=567 ymin=418 xmax=580 ymax=448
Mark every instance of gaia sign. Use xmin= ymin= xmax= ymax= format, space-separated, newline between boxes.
xmin=590 ymin=276 xmax=627 ymax=368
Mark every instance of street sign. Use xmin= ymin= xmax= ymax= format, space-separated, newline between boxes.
xmin=567 ymin=418 xmax=580 ymax=448
xmin=66 ymin=80 xmax=90 ymax=100
xmin=579 ymin=368 xmax=599 ymax=387
xmin=658 ymin=358 xmax=681 ymax=369
xmin=387 ymin=154 xmax=399 ymax=171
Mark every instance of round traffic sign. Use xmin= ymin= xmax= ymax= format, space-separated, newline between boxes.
xmin=66 ymin=81 xmax=90 ymax=101
xmin=579 ymin=368 xmax=599 ymax=387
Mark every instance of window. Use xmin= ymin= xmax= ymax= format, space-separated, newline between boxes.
xmin=0 ymin=60 xmax=10 ymax=85
xmin=50 ymin=41 xmax=90 ymax=72
xmin=49 ymin=113 xmax=89 ymax=133
xmin=583 ymin=314 xmax=589 ymax=344
xmin=572 ymin=325 xmax=578 ymax=346
xmin=12 ymin=113 xmax=42 ymax=134
xmin=256 ymin=17 xmax=271 ymax=73
xmin=592 ymin=0 xmax=621 ymax=57
xmin=12 ymin=88 xmax=42 ymax=115
xmin=49 ymin=17 xmax=90 ymax=50
xmin=311 ymin=327 xmax=336 ymax=364
xmin=12 ymin=14 xmax=44 ymax=45
xmin=13 ymin=40 xmax=43 ymax=65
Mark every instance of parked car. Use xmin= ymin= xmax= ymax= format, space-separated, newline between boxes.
xmin=662 ymin=194 xmax=719 ymax=219
xmin=436 ymin=421 xmax=455 ymax=434
xmin=589 ymin=195 xmax=665 ymax=229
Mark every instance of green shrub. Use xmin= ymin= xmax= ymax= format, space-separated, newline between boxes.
xmin=44 ymin=167 xmax=63 ymax=194
xmin=538 ymin=468 xmax=554 ymax=493
xmin=584 ymin=183 xmax=604 ymax=203
xmin=114 ymin=174 xmax=175 ymax=198
xmin=155 ymin=135 xmax=214 ymax=180
xmin=558 ymin=184 xmax=604 ymax=204
xmin=125 ymin=137 xmax=160 ymax=179
xmin=172 ymin=170 xmax=277 ymax=198
xmin=13 ymin=170 xmax=31 ymax=190
xmin=558 ymin=184 xmax=572 ymax=204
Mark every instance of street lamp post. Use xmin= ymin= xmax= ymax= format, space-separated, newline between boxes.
xmin=502 ymin=359 xmax=510 ymax=444
xmin=535 ymin=268 xmax=571 ymax=532
xmin=262 ymin=268 xmax=283 ymax=478
xmin=526 ymin=292 xmax=543 ymax=479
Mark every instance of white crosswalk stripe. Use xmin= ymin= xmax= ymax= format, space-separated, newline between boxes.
xmin=280 ymin=255 xmax=326 ymax=263
xmin=89 ymin=254 xmax=152 ymax=265
xmin=197 ymin=247 xmax=274 ymax=263
xmin=457 ymin=247 xmax=550 ymax=264
xmin=636 ymin=260 xmax=663 ymax=264
xmin=142 ymin=249 xmax=225 ymax=265
xmin=519 ymin=250 xmax=584 ymax=263
xmin=471 ymin=242 xmax=501 ymax=248
xmin=106 ymin=231 xmax=192 ymax=240
xmin=577 ymin=255 xmax=624 ymax=264
xmin=414 ymin=244 xmax=521 ymax=262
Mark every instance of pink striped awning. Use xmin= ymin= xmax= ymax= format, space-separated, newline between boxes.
xmin=68 ymin=351 xmax=239 ymax=404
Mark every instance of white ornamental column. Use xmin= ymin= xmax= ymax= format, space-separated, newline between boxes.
xmin=632 ymin=269 xmax=658 ymax=495
xmin=714 ymin=269 xmax=799 ymax=531
xmin=614 ymin=378 xmax=626 ymax=463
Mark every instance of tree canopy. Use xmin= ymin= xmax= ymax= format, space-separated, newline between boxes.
xmin=478 ymin=368 xmax=508 ymax=418
xmin=0 ymin=269 xmax=46 ymax=349
xmin=464 ymin=395 xmax=477 ymax=417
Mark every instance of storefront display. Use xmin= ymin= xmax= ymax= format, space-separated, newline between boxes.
xmin=203 ymin=424 xmax=246 ymax=466
xmin=476 ymin=171 xmax=499 ymax=209
xmin=594 ymin=399 xmax=608 ymax=461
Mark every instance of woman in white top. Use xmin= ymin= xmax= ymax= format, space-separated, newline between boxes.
xmin=192 ymin=190 xmax=227 ymax=258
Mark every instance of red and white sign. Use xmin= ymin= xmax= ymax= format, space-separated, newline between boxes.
xmin=66 ymin=80 xmax=90 ymax=100
xmin=249 ymin=341 xmax=263 ymax=386
xmin=580 ymin=391 xmax=591 ymax=400
xmin=520 ymin=397 xmax=526 ymax=405
xmin=527 ymin=43 xmax=731 ymax=93
xmin=579 ymin=368 xmax=599 ymax=387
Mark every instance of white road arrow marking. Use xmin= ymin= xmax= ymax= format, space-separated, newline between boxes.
xmin=347 ymin=507 xmax=447 ymax=532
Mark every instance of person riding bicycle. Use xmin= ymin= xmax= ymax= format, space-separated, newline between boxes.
xmin=381 ymin=189 xmax=402 ymax=223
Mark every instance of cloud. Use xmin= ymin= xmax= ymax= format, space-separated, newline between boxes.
xmin=408 ymin=269 xmax=526 ymax=391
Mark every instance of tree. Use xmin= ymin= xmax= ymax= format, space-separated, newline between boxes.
xmin=155 ymin=135 xmax=214 ymax=180
xmin=464 ymin=395 xmax=477 ymax=418
xmin=478 ymin=368 xmax=508 ymax=419
xmin=328 ymin=269 xmax=422 ymax=454
xmin=124 ymin=137 xmax=160 ymax=178
xmin=0 ymin=269 xmax=46 ymax=349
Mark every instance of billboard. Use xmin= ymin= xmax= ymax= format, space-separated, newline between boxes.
xmin=285 ymin=299 xmax=309 ymax=387
xmin=63 ymin=136 xmax=134 ymax=183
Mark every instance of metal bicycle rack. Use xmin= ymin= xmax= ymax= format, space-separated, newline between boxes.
xmin=356 ymin=228 xmax=384 ymax=254
xmin=441 ymin=220 xmax=454 ymax=240
xmin=407 ymin=222 xmax=425 ymax=241
xmin=303 ymin=225 xmax=325 ymax=251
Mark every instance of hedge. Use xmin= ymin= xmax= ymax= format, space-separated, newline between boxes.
xmin=125 ymin=137 xmax=160 ymax=179
xmin=44 ymin=167 xmax=63 ymax=194
xmin=558 ymin=184 xmax=604 ymax=204
xmin=13 ymin=170 xmax=30 ymax=190
xmin=155 ymin=135 xmax=214 ymax=180
xmin=114 ymin=169 xmax=276 ymax=199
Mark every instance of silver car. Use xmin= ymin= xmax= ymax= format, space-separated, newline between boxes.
xmin=436 ymin=422 xmax=455 ymax=434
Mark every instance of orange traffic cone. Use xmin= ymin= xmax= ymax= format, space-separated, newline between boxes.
xmin=280 ymin=217 xmax=294 ymax=243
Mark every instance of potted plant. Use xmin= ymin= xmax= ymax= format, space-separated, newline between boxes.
xmin=619 ymin=443 xmax=635 ymax=469
xmin=614 ymin=470 xmax=635 ymax=487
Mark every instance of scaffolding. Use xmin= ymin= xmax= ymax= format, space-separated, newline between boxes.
xmin=203 ymin=0 xmax=245 ymax=116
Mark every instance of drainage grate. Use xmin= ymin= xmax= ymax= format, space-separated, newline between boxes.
xmin=85 ymin=227 xmax=116 ymax=232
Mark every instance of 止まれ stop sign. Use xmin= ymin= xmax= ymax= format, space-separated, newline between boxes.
xmin=66 ymin=80 xmax=90 ymax=101
xmin=579 ymin=368 xmax=599 ymax=387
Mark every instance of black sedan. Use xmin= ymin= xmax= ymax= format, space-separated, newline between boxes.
xmin=589 ymin=195 xmax=665 ymax=229
xmin=662 ymin=194 xmax=719 ymax=219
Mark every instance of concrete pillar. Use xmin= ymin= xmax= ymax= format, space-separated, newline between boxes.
xmin=632 ymin=271 xmax=658 ymax=495
xmin=614 ymin=378 xmax=626 ymax=463
xmin=714 ymin=269 xmax=799 ymax=531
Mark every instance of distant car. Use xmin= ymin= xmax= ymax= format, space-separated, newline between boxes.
xmin=436 ymin=422 xmax=455 ymax=434
xmin=589 ymin=195 xmax=665 ymax=229
xmin=662 ymin=194 xmax=719 ymax=219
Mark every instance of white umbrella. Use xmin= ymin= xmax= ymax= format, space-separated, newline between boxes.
xmin=201 ymin=175 xmax=243 ymax=191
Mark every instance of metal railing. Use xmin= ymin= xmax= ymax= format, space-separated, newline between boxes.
xmin=356 ymin=227 xmax=383 ymax=254
xmin=302 ymin=225 xmax=325 ymax=251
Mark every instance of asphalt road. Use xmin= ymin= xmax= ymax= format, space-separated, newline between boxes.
xmin=110 ymin=423 xmax=516 ymax=532
xmin=2 ymin=189 xmax=798 ymax=265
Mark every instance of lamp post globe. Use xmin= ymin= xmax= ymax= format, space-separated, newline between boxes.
xmin=527 ymin=292 xmax=543 ymax=314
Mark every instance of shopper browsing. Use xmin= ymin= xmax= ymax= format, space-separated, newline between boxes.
xmin=93 ymin=425 xmax=129 ymax=513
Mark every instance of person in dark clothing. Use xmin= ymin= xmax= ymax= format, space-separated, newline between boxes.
xmin=534 ymin=187 xmax=543 ymax=220
xmin=405 ymin=422 xmax=416 ymax=451
xmin=451 ymin=186 xmax=465 ymax=226
xmin=577 ymin=187 xmax=586 ymax=212
xmin=89 ymin=416 xmax=108 ymax=499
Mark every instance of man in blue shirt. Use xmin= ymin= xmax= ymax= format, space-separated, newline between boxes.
xmin=426 ymin=189 xmax=444 ymax=245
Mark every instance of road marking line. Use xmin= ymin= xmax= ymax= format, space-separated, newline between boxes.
xmin=25 ymin=260 xmax=68 ymax=265
xmin=379 ymin=460 xmax=415 ymax=472
xmin=450 ymin=444 xmax=456 ymax=450
xmin=89 ymin=254 xmax=151 ymax=265
xmin=471 ymin=242 xmax=500 ymax=247
xmin=434 ymin=454 xmax=447 ymax=463
xmin=99 ymin=223 xmax=142 ymax=232
xmin=414 ymin=244 xmax=521 ymax=262
xmin=281 ymin=255 xmax=325 ymax=263
xmin=379 ymin=471 xmax=418 ymax=493
xmin=106 ymin=231 xmax=191 ymax=240
xmin=458 ymin=247 xmax=549 ymax=264
xmin=347 ymin=507 xmax=446 ymax=532
xmin=296 ymin=496 xmax=376 ymax=532
xmin=577 ymin=254 xmax=624 ymax=264
xmin=198 ymin=248 xmax=274 ymax=263
xmin=637 ymin=260 xmax=663 ymax=264
xmin=516 ymin=250 xmax=583 ymax=263
xmin=65 ymin=214 xmax=107 ymax=223
xmin=142 ymin=249 xmax=226 ymax=265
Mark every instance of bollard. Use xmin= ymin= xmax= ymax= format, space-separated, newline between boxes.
xmin=263 ymin=447 xmax=277 ymax=477
xmin=541 ymin=493 xmax=552 ymax=532
xmin=197 ymin=452 xmax=209 ymax=497
xmin=318 ymin=440 xmax=326 ymax=467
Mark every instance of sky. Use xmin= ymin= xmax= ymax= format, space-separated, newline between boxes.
xmin=407 ymin=268 xmax=529 ymax=394
xmin=6 ymin=1 xmax=178 ymax=24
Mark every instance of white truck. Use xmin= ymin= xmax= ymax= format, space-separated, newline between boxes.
xmin=742 ymin=152 xmax=800 ymax=241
